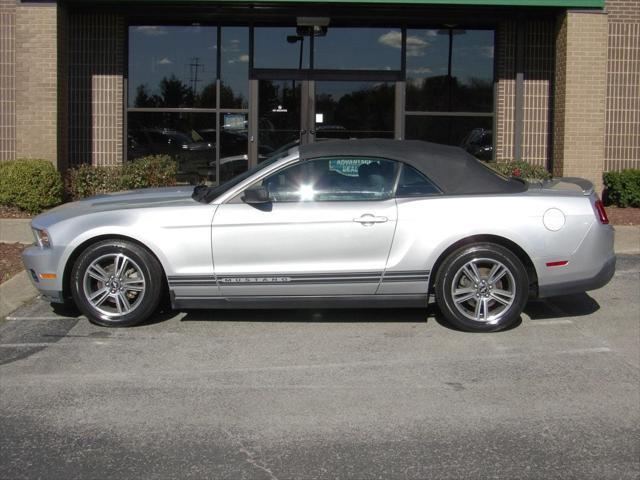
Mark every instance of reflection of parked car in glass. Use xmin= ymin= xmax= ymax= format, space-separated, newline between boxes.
xmin=460 ymin=128 xmax=493 ymax=161
xmin=129 ymin=128 xmax=215 ymax=183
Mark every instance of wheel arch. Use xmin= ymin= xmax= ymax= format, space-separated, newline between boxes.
xmin=429 ymin=234 xmax=539 ymax=297
xmin=62 ymin=234 xmax=169 ymax=301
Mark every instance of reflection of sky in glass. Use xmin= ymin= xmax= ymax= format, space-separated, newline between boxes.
xmin=406 ymin=29 xmax=494 ymax=84
xmin=406 ymin=30 xmax=449 ymax=81
xmin=128 ymin=26 xmax=217 ymax=106
xmin=254 ymin=27 xmax=311 ymax=69
xmin=314 ymin=28 xmax=401 ymax=70
xmin=452 ymin=30 xmax=494 ymax=84
xmin=221 ymin=27 xmax=249 ymax=107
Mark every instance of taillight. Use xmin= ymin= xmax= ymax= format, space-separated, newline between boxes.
xmin=594 ymin=199 xmax=609 ymax=224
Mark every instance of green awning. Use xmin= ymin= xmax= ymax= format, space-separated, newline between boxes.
xmin=114 ymin=0 xmax=605 ymax=6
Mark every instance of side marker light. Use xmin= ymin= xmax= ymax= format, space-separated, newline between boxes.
xmin=546 ymin=261 xmax=568 ymax=267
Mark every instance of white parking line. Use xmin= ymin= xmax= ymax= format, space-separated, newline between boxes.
xmin=5 ymin=316 xmax=79 ymax=321
xmin=555 ymin=347 xmax=611 ymax=354
xmin=529 ymin=319 xmax=574 ymax=325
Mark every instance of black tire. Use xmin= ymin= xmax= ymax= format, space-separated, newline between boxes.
xmin=70 ymin=239 xmax=164 ymax=327
xmin=435 ymin=243 xmax=529 ymax=332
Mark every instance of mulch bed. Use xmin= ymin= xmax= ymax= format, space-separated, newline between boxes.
xmin=0 ymin=243 xmax=28 ymax=284
xmin=605 ymin=207 xmax=640 ymax=226
xmin=0 ymin=205 xmax=33 ymax=219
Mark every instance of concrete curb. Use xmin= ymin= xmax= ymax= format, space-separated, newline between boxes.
xmin=0 ymin=218 xmax=32 ymax=244
xmin=614 ymin=226 xmax=640 ymax=255
xmin=0 ymin=271 xmax=39 ymax=320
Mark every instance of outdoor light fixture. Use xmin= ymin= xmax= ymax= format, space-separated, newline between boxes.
xmin=296 ymin=17 xmax=329 ymax=37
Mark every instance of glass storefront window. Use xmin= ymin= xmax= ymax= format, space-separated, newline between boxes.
xmin=451 ymin=30 xmax=494 ymax=112
xmin=221 ymin=27 xmax=249 ymax=109
xmin=314 ymin=28 xmax=402 ymax=70
xmin=128 ymin=26 xmax=217 ymax=108
xmin=406 ymin=29 xmax=450 ymax=111
xmin=405 ymin=28 xmax=494 ymax=159
xmin=253 ymin=27 xmax=311 ymax=69
xmin=128 ymin=112 xmax=216 ymax=183
xmin=405 ymin=115 xmax=493 ymax=160
xmin=406 ymin=28 xmax=494 ymax=113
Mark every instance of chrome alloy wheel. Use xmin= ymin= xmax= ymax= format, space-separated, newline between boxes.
xmin=450 ymin=257 xmax=516 ymax=325
xmin=82 ymin=253 xmax=146 ymax=317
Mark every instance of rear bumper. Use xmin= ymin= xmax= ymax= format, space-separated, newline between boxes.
xmin=538 ymin=254 xmax=616 ymax=298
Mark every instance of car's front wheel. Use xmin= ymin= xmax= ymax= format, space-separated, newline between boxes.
xmin=435 ymin=243 xmax=529 ymax=332
xmin=70 ymin=239 xmax=163 ymax=327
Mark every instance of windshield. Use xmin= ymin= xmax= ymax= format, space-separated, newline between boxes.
xmin=193 ymin=143 xmax=299 ymax=203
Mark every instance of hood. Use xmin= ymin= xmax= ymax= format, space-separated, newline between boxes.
xmin=32 ymin=186 xmax=199 ymax=228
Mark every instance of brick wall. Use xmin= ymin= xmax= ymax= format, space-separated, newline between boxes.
xmin=15 ymin=3 xmax=59 ymax=165
xmin=69 ymin=13 xmax=124 ymax=167
xmin=606 ymin=0 xmax=640 ymax=22
xmin=495 ymin=18 xmax=555 ymax=168
xmin=0 ymin=0 xmax=16 ymax=162
xmin=495 ymin=20 xmax=516 ymax=162
xmin=553 ymin=11 xmax=608 ymax=193
xmin=604 ymin=0 xmax=640 ymax=171
xmin=522 ymin=20 xmax=555 ymax=168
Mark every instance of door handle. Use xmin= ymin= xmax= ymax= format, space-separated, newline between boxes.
xmin=353 ymin=214 xmax=388 ymax=225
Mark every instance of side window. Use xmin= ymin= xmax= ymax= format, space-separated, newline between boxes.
xmin=396 ymin=164 xmax=441 ymax=197
xmin=259 ymin=157 xmax=398 ymax=202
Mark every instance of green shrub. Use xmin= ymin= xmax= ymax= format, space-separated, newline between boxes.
xmin=603 ymin=169 xmax=640 ymax=208
xmin=66 ymin=155 xmax=177 ymax=201
xmin=0 ymin=159 xmax=64 ymax=214
xmin=65 ymin=164 xmax=124 ymax=200
xmin=488 ymin=160 xmax=551 ymax=181
xmin=122 ymin=155 xmax=177 ymax=190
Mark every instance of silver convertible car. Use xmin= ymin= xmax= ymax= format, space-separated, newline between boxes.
xmin=23 ymin=139 xmax=615 ymax=332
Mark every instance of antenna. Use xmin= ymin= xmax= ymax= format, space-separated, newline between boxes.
xmin=188 ymin=57 xmax=204 ymax=95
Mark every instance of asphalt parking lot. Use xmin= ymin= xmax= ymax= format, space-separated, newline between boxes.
xmin=1 ymin=255 xmax=638 ymax=480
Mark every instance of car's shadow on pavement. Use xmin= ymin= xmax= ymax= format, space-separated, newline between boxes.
xmin=44 ymin=292 xmax=600 ymax=331
xmin=148 ymin=292 xmax=600 ymax=330
xmin=178 ymin=306 xmax=432 ymax=324
xmin=524 ymin=292 xmax=600 ymax=320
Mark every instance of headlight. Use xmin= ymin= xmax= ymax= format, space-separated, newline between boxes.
xmin=32 ymin=228 xmax=52 ymax=248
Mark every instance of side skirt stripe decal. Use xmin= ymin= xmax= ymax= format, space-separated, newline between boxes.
xmin=168 ymin=271 xmax=430 ymax=286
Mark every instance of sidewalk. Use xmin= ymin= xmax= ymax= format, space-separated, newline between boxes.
xmin=1 ymin=218 xmax=638 ymax=320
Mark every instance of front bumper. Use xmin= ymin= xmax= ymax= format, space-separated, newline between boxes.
xmin=21 ymin=245 xmax=66 ymax=303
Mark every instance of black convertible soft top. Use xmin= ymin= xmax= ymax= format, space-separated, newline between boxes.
xmin=299 ymin=139 xmax=527 ymax=195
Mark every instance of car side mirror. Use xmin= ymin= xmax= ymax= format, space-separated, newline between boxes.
xmin=243 ymin=185 xmax=271 ymax=204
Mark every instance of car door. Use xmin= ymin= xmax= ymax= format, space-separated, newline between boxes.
xmin=211 ymin=157 xmax=399 ymax=297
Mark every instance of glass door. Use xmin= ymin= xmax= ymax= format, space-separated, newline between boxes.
xmin=314 ymin=81 xmax=395 ymax=140
xmin=257 ymin=80 xmax=304 ymax=161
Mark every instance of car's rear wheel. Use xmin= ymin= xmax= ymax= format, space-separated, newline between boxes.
xmin=70 ymin=239 xmax=163 ymax=327
xmin=435 ymin=243 xmax=528 ymax=332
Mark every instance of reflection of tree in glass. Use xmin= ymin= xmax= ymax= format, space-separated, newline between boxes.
xmin=316 ymin=84 xmax=394 ymax=136
xmin=406 ymin=75 xmax=493 ymax=112
xmin=159 ymin=75 xmax=194 ymax=107
xmin=134 ymin=75 xmax=246 ymax=109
